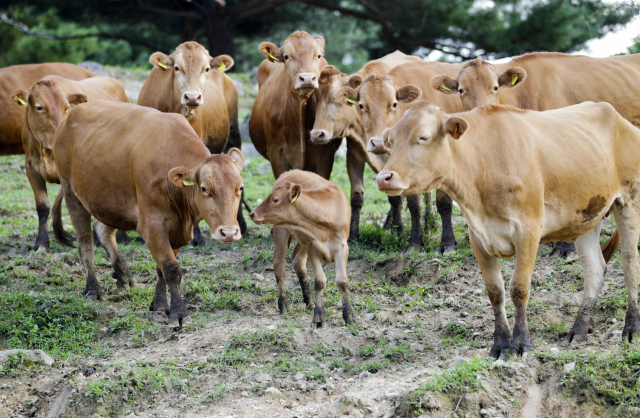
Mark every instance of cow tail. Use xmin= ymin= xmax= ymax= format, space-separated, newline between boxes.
xmin=601 ymin=229 xmax=620 ymax=264
xmin=52 ymin=188 xmax=74 ymax=247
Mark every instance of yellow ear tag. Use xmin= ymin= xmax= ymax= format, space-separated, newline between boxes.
xmin=218 ymin=62 xmax=226 ymax=72
xmin=454 ymin=125 xmax=458 ymax=136
xmin=291 ymin=193 xmax=298 ymax=203
xmin=182 ymin=179 xmax=194 ymax=187
xmin=442 ymin=84 xmax=452 ymax=92
xmin=18 ymin=98 xmax=26 ymax=105
xmin=354 ymin=82 xmax=360 ymax=88
xmin=347 ymin=98 xmax=357 ymax=105
xmin=511 ymin=76 xmax=518 ymax=86
xmin=158 ymin=62 xmax=168 ymax=70
xmin=268 ymin=53 xmax=277 ymax=62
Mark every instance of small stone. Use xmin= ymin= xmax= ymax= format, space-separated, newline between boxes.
xmin=460 ymin=312 xmax=469 ymax=318
xmin=100 ymin=327 xmax=108 ymax=332
xmin=611 ymin=318 xmax=618 ymax=324
xmin=294 ymin=372 xmax=305 ymax=381
xmin=564 ymin=362 xmax=576 ymax=373
xmin=480 ymin=408 xmax=489 ymax=417
xmin=492 ymin=359 xmax=505 ymax=367
xmin=358 ymin=371 xmax=369 ymax=379
xmin=241 ymin=391 xmax=250 ymax=397
xmin=366 ymin=407 xmax=373 ymax=413
xmin=453 ymin=357 xmax=465 ymax=366
xmin=264 ymin=387 xmax=283 ymax=398
xmin=346 ymin=378 xmax=355 ymax=383
xmin=550 ymin=347 xmax=560 ymax=354
xmin=255 ymin=373 xmax=272 ymax=383
xmin=253 ymin=273 xmax=265 ymax=281
xmin=363 ymin=313 xmax=375 ymax=320
xmin=385 ymin=392 xmax=398 ymax=400
xmin=149 ymin=311 xmax=168 ymax=323
xmin=0 ymin=349 xmax=54 ymax=366
xmin=471 ymin=332 xmax=483 ymax=339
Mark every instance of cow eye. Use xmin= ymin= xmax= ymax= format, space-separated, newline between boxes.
xmin=273 ymin=197 xmax=279 ymax=203
xmin=392 ymin=103 xmax=397 ymax=108
xmin=493 ymin=86 xmax=498 ymax=91
xmin=317 ymin=55 xmax=322 ymax=59
xmin=201 ymin=186 xmax=207 ymax=194
xmin=35 ymin=105 xmax=44 ymax=112
xmin=206 ymin=67 xmax=210 ymax=72
xmin=240 ymin=186 xmax=244 ymax=192
xmin=284 ymin=55 xmax=289 ymax=60
xmin=458 ymin=89 xmax=464 ymax=94
xmin=419 ymin=136 xmax=430 ymax=142
xmin=174 ymin=66 xmax=180 ymax=72
xmin=358 ymin=103 xmax=364 ymax=110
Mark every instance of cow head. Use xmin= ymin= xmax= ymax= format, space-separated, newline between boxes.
xmin=335 ymin=75 xmax=421 ymax=155
xmin=376 ymin=101 xmax=467 ymax=196
xmin=150 ymin=42 xmax=233 ymax=117
xmin=259 ymin=31 xmax=325 ymax=96
xmin=309 ymin=66 xmax=358 ymax=144
xmin=431 ymin=59 xmax=526 ymax=110
xmin=11 ymin=77 xmax=88 ymax=151
xmin=250 ymin=180 xmax=303 ymax=226
xmin=169 ymin=148 xmax=244 ymax=243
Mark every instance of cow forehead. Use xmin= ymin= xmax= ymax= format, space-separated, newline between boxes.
xmin=173 ymin=44 xmax=210 ymax=68
xmin=459 ymin=62 xmax=497 ymax=85
xmin=29 ymin=82 xmax=64 ymax=108
xmin=199 ymin=156 xmax=241 ymax=188
xmin=393 ymin=106 xmax=439 ymax=137
xmin=360 ymin=77 xmax=395 ymax=104
xmin=282 ymin=36 xmax=322 ymax=56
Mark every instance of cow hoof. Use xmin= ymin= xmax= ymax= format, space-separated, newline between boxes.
xmin=508 ymin=343 xmax=531 ymax=357
xmin=84 ymin=289 xmax=106 ymax=302
xmin=32 ymin=240 xmax=49 ymax=252
xmin=312 ymin=306 xmax=326 ymax=328
xmin=149 ymin=302 xmax=170 ymax=316
xmin=549 ymin=241 xmax=576 ymax=259
xmin=437 ymin=243 xmax=457 ymax=255
xmin=311 ymin=321 xmax=326 ymax=329
xmin=128 ymin=277 xmax=136 ymax=288
xmin=168 ymin=311 xmax=189 ymax=328
xmin=489 ymin=341 xmax=511 ymax=359
xmin=150 ymin=311 xmax=168 ymax=323
xmin=278 ymin=296 xmax=291 ymax=314
xmin=622 ymin=309 xmax=640 ymax=343
xmin=567 ymin=316 xmax=593 ymax=344
xmin=402 ymin=243 xmax=423 ymax=255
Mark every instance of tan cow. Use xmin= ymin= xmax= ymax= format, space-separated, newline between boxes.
xmin=376 ymin=101 xmax=639 ymax=357
xmin=0 ymin=63 xmax=95 ymax=155
xmin=309 ymin=51 xmax=422 ymax=243
xmin=138 ymin=41 xmax=244 ymax=243
xmin=10 ymin=75 xmax=130 ymax=250
xmin=333 ymin=62 xmax=463 ymax=253
xmin=250 ymin=170 xmax=353 ymax=327
xmin=52 ymin=100 xmax=244 ymax=326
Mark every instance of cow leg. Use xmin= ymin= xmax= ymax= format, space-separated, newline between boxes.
xmin=150 ymin=266 xmax=170 ymax=315
xmin=568 ymin=222 xmax=606 ymax=344
xmin=404 ymin=194 xmax=424 ymax=253
xmin=292 ymin=243 xmax=313 ymax=309
xmin=62 ymin=182 xmax=104 ymax=301
xmin=549 ymin=241 xmax=577 ymax=258
xmin=115 ymin=230 xmax=131 ymax=245
xmin=346 ymin=147 xmax=366 ymax=242
xmin=611 ymin=202 xmax=640 ymax=343
xmin=385 ymin=195 xmax=404 ymax=235
xmin=334 ymin=242 xmax=354 ymax=325
xmin=26 ymin=161 xmax=50 ymax=251
xmin=148 ymin=239 xmax=188 ymax=327
xmin=190 ymin=223 xmax=205 ymax=247
xmin=237 ymin=189 xmax=248 ymax=236
xmin=93 ymin=220 xmax=134 ymax=290
xmin=423 ymin=192 xmax=435 ymax=231
xmin=436 ymin=190 xmax=457 ymax=255
xmin=309 ymin=245 xmax=327 ymax=328
xmin=274 ymin=226 xmax=292 ymax=313
xmin=470 ymin=229 xmax=510 ymax=358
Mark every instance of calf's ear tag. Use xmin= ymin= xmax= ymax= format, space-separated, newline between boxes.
xmin=511 ymin=75 xmax=518 ymax=86
xmin=354 ymin=81 xmax=360 ymax=88
xmin=454 ymin=125 xmax=458 ymax=136
xmin=347 ymin=98 xmax=357 ymax=105
xmin=218 ymin=62 xmax=226 ymax=72
xmin=441 ymin=84 xmax=451 ymax=92
xmin=268 ymin=53 xmax=277 ymax=62
xmin=291 ymin=192 xmax=299 ymax=203
xmin=18 ymin=98 xmax=26 ymax=105
xmin=182 ymin=179 xmax=194 ymax=186
xmin=158 ymin=62 xmax=168 ymax=70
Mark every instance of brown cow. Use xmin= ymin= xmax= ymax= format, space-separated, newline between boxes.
xmin=309 ymin=51 xmax=422 ymax=243
xmin=334 ymin=62 xmax=463 ymax=253
xmin=10 ymin=75 xmax=130 ymax=250
xmin=376 ymin=101 xmax=638 ymax=357
xmin=51 ymin=100 xmax=244 ymax=326
xmin=431 ymin=53 xmax=640 ymax=257
xmin=250 ymin=170 xmax=353 ymax=327
xmin=0 ymin=63 xmax=95 ymax=155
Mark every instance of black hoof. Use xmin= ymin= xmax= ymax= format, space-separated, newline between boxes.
xmin=312 ymin=306 xmax=326 ymax=328
xmin=509 ymin=326 xmax=532 ymax=357
xmin=622 ymin=308 xmax=640 ymax=343
xmin=402 ymin=243 xmax=423 ymax=255
xmin=33 ymin=239 xmax=49 ymax=252
xmin=278 ymin=295 xmax=291 ymax=314
xmin=149 ymin=302 xmax=170 ymax=316
xmin=343 ymin=304 xmax=355 ymax=325
xmin=84 ymin=289 xmax=106 ymax=302
xmin=489 ymin=340 xmax=511 ymax=359
xmin=169 ymin=310 xmax=189 ymax=328
xmin=437 ymin=243 xmax=457 ymax=255
xmin=549 ymin=241 xmax=577 ymax=259
xmin=567 ymin=316 xmax=593 ymax=344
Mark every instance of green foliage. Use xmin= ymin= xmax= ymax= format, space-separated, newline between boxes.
xmin=412 ymin=358 xmax=490 ymax=396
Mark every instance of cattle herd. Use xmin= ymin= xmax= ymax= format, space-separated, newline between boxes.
xmin=2 ymin=29 xmax=640 ymax=359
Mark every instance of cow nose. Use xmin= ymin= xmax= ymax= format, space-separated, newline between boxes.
xmin=183 ymin=92 xmax=202 ymax=107
xmin=310 ymin=130 xmax=329 ymax=144
xmin=295 ymin=73 xmax=318 ymax=89
xmin=383 ymin=172 xmax=393 ymax=183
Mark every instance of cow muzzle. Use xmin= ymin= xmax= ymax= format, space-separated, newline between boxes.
xmin=249 ymin=211 xmax=264 ymax=224
xmin=310 ymin=129 xmax=332 ymax=145
xmin=182 ymin=91 xmax=203 ymax=109
xmin=295 ymin=73 xmax=318 ymax=90
xmin=367 ymin=137 xmax=391 ymax=155
xmin=376 ymin=171 xmax=406 ymax=196
xmin=211 ymin=226 xmax=241 ymax=243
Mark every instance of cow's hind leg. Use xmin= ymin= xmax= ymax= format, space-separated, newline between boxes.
xmin=612 ymin=201 xmax=640 ymax=342
xmin=190 ymin=223 xmax=205 ymax=247
xmin=346 ymin=147 xmax=365 ymax=242
xmin=115 ymin=230 xmax=131 ymax=245
xmin=568 ymin=222 xmax=606 ymax=344
xmin=469 ymin=229 xmax=510 ymax=358
xmin=549 ymin=241 xmax=577 ymax=258
xmin=309 ymin=245 xmax=327 ymax=328
xmin=94 ymin=220 xmax=134 ymax=290
xmin=404 ymin=194 xmax=424 ymax=253
xmin=334 ymin=242 xmax=354 ymax=325
xmin=292 ymin=243 xmax=312 ymax=309
xmin=384 ymin=195 xmax=404 ymax=235
xmin=436 ymin=190 xmax=457 ymax=255
xmin=274 ymin=227 xmax=292 ymax=313
xmin=62 ymin=182 xmax=104 ymax=301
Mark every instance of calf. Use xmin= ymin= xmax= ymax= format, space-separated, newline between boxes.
xmin=250 ymin=170 xmax=354 ymax=327
xmin=11 ymin=75 xmax=130 ymax=250
xmin=52 ymin=100 xmax=244 ymax=326
xmin=377 ymin=101 xmax=639 ymax=357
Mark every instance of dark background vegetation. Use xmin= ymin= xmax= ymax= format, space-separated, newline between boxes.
xmin=1 ymin=0 xmax=639 ymax=72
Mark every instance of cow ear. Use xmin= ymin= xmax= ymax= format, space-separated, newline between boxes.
xmin=150 ymin=52 xmax=173 ymax=71
xmin=290 ymin=184 xmax=303 ymax=203
xmin=348 ymin=75 xmax=363 ymax=89
xmin=335 ymin=86 xmax=358 ymax=106
xmin=443 ymin=116 xmax=468 ymax=140
xmin=67 ymin=93 xmax=88 ymax=107
xmin=259 ymin=42 xmax=282 ymax=63
xmin=498 ymin=67 xmax=526 ymax=88
xmin=382 ymin=128 xmax=393 ymax=149
xmin=431 ymin=75 xmax=458 ymax=94
xmin=211 ymin=54 xmax=234 ymax=73
xmin=314 ymin=35 xmax=326 ymax=51
xmin=169 ymin=166 xmax=196 ymax=188
xmin=397 ymin=85 xmax=422 ymax=103
xmin=227 ymin=148 xmax=244 ymax=172
xmin=11 ymin=90 xmax=28 ymax=107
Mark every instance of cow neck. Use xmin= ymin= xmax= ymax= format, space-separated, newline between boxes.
xmin=345 ymin=115 xmax=388 ymax=172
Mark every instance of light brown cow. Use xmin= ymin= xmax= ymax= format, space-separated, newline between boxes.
xmin=52 ymin=100 xmax=244 ymax=326
xmin=250 ymin=169 xmax=353 ymax=327
xmin=0 ymin=63 xmax=95 ymax=155
xmin=333 ymin=62 xmax=463 ymax=253
xmin=10 ymin=75 xmax=130 ymax=250
xmin=309 ymin=51 xmax=422 ymax=243
xmin=376 ymin=101 xmax=639 ymax=357
xmin=138 ymin=41 xmax=244 ymax=243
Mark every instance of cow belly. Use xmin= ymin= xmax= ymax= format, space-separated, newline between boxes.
xmin=466 ymin=215 xmax=516 ymax=258
xmin=78 ymin=193 xmax=138 ymax=231
xmin=540 ymin=196 xmax=616 ymax=242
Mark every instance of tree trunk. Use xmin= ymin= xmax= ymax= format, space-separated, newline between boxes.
xmin=202 ymin=0 xmax=235 ymax=67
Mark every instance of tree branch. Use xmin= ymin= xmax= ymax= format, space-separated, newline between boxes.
xmin=135 ymin=0 xmax=202 ymax=19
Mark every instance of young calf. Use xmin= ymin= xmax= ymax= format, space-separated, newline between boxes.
xmin=377 ymin=101 xmax=640 ymax=357
xmin=250 ymin=170 xmax=354 ymax=327
xmin=52 ymin=100 xmax=244 ymax=326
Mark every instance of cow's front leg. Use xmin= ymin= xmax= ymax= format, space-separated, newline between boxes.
xmin=469 ymin=229 xmax=510 ymax=358
xmin=26 ymin=160 xmax=50 ymax=251
xmin=334 ymin=242 xmax=355 ymax=325
xmin=292 ymin=243 xmax=312 ymax=310
xmin=309 ymin=245 xmax=327 ymax=328
xmin=404 ymin=194 xmax=423 ymax=253
xmin=274 ymin=227 xmax=292 ymax=313
xmin=568 ymin=223 xmax=606 ymax=344
xmin=94 ymin=220 xmax=134 ymax=290
xmin=346 ymin=147 xmax=365 ymax=242
xmin=436 ymin=190 xmax=457 ymax=255
xmin=148 ymin=237 xmax=188 ymax=327
xmin=149 ymin=266 xmax=170 ymax=315
xmin=190 ymin=223 xmax=206 ymax=247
